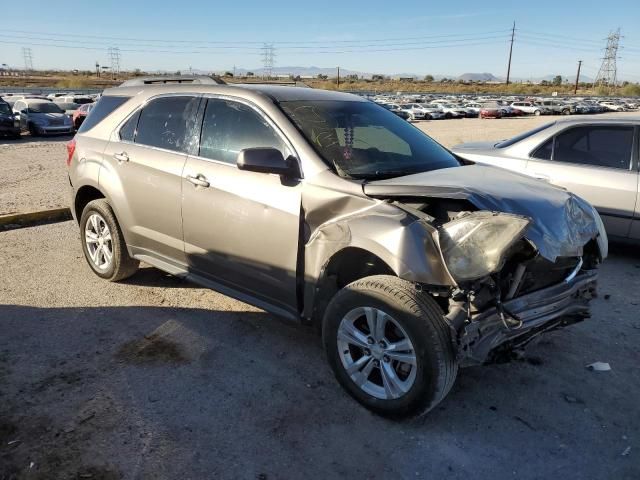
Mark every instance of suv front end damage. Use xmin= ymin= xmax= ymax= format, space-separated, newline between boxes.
xmin=361 ymin=164 xmax=607 ymax=366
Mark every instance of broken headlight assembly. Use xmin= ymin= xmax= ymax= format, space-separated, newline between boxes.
xmin=439 ymin=211 xmax=531 ymax=282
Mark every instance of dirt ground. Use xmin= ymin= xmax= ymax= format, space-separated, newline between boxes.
xmin=0 ymin=135 xmax=71 ymax=216
xmin=0 ymin=222 xmax=639 ymax=479
xmin=1 ymin=112 xmax=639 ymax=479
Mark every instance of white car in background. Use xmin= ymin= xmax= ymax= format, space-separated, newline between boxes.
xmin=599 ymin=101 xmax=626 ymax=112
xmin=403 ymin=103 xmax=445 ymax=120
xmin=510 ymin=101 xmax=548 ymax=116
xmin=430 ymin=103 xmax=466 ymax=119
xmin=463 ymin=103 xmax=483 ymax=116
xmin=397 ymin=104 xmax=426 ymax=121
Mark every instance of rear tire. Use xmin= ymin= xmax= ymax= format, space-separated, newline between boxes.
xmin=80 ymin=199 xmax=139 ymax=282
xmin=323 ymin=275 xmax=458 ymax=418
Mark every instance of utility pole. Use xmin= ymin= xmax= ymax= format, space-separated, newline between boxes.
xmin=574 ymin=60 xmax=582 ymax=94
xmin=337 ymin=66 xmax=340 ymax=89
xmin=506 ymin=21 xmax=515 ymax=85
xmin=96 ymin=62 xmax=100 ymax=78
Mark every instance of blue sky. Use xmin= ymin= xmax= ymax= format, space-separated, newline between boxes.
xmin=1 ymin=0 xmax=639 ymax=81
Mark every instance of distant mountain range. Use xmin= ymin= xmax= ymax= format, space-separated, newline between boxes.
xmin=166 ymin=66 xmax=596 ymax=83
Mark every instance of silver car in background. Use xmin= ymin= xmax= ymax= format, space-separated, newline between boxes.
xmin=451 ymin=118 xmax=640 ymax=241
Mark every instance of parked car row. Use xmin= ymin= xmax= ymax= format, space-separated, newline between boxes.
xmin=367 ymin=92 xmax=638 ymax=122
xmin=0 ymin=92 xmax=99 ymax=138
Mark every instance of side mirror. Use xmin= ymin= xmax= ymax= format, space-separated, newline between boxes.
xmin=237 ymin=148 xmax=300 ymax=178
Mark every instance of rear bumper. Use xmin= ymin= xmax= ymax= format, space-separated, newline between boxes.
xmin=458 ymin=269 xmax=598 ymax=365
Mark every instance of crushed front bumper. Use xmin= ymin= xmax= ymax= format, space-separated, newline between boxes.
xmin=457 ymin=269 xmax=598 ymax=366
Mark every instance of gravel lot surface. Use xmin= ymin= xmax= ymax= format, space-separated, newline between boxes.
xmin=1 ymin=112 xmax=639 ymax=479
xmin=0 ymin=135 xmax=71 ymax=215
xmin=1 ymin=221 xmax=639 ymax=479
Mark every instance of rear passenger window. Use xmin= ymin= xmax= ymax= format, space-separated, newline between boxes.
xmin=553 ymin=126 xmax=633 ymax=169
xmin=119 ymin=110 xmax=140 ymax=142
xmin=77 ymin=96 xmax=129 ymax=133
xmin=199 ymin=99 xmax=287 ymax=164
xmin=135 ymin=96 xmax=200 ymax=153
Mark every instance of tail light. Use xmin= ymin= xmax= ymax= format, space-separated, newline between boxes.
xmin=66 ymin=138 xmax=76 ymax=167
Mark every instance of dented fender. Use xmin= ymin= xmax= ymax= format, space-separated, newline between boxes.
xmin=300 ymin=175 xmax=456 ymax=321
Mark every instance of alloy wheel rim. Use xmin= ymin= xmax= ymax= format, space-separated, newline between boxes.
xmin=84 ymin=213 xmax=113 ymax=271
xmin=337 ymin=307 xmax=417 ymax=400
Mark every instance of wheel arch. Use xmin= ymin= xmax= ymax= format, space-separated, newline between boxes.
xmin=74 ymin=185 xmax=106 ymax=224
xmin=307 ymin=246 xmax=396 ymax=327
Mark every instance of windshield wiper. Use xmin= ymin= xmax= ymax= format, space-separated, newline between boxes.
xmin=352 ymin=170 xmax=419 ymax=180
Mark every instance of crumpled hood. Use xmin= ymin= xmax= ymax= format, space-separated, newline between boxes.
xmin=363 ymin=164 xmax=603 ymax=262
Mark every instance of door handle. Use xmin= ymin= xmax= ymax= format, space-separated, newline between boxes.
xmin=114 ymin=152 xmax=129 ymax=163
xmin=186 ymin=174 xmax=210 ymax=188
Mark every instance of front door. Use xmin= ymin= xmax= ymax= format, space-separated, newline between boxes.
xmin=181 ymin=97 xmax=302 ymax=314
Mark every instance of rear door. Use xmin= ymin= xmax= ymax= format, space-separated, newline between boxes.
xmin=181 ymin=96 xmax=302 ymax=315
xmin=101 ymin=94 xmax=200 ymax=264
xmin=526 ymin=124 xmax=638 ymax=238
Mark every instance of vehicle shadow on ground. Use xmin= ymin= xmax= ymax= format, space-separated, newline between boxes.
xmin=1 ymin=298 xmax=637 ymax=478
xmin=119 ymin=265 xmax=201 ymax=289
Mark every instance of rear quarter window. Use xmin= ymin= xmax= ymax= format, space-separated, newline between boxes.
xmin=77 ymin=95 xmax=130 ymax=133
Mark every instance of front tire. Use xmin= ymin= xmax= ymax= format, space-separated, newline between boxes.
xmin=534 ymin=109 xmax=541 ymax=116
xmin=323 ymin=275 xmax=458 ymax=418
xmin=80 ymin=199 xmax=139 ymax=282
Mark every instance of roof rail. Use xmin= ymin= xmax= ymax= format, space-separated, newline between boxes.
xmin=118 ymin=75 xmax=226 ymax=87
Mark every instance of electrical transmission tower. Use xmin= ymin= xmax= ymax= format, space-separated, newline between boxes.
xmin=22 ymin=47 xmax=33 ymax=72
xmin=595 ymin=28 xmax=621 ymax=88
xmin=261 ymin=43 xmax=275 ymax=79
xmin=108 ymin=47 xmax=122 ymax=79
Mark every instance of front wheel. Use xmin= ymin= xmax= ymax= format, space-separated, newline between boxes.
xmin=534 ymin=109 xmax=541 ymax=116
xmin=323 ymin=275 xmax=458 ymax=418
xmin=80 ymin=199 xmax=139 ymax=281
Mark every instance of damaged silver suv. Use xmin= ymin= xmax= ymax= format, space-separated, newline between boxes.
xmin=68 ymin=84 xmax=607 ymax=417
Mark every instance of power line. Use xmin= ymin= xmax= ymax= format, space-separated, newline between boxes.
xmin=0 ymin=38 xmax=509 ymax=55
xmin=0 ymin=28 xmax=513 ymax=45
xmin=0 ymin=33 xmax=512 ymax=51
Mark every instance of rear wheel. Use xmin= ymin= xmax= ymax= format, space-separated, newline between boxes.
xmin=562 ymin=109 xmax=570 ymax=115
xmin=323 ymin=275 xmax=458 ymax=418
xmin=80 ymin=199 xmax=139 ymax=282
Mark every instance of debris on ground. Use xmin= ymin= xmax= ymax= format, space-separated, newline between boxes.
xmin=604 ymin=294 xmax=611 ymax=300
xmin=586 ymin=362 xmax=611 ymax=372
xmin=563 ymin=394 xmax=584 ymax=404
xmin=621 ymin=446 xmax=631 ymax=456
